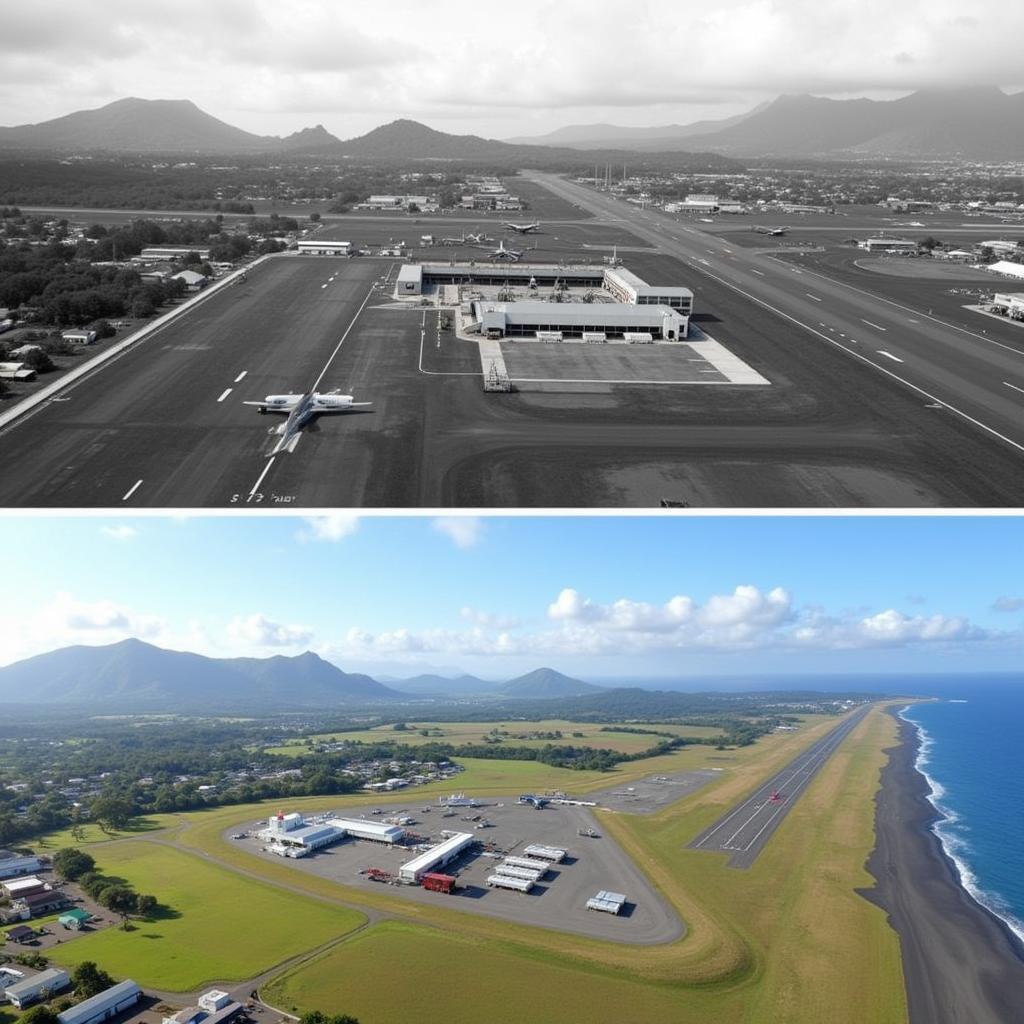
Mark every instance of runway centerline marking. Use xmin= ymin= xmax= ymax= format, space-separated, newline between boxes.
xmin=216 ymin=388 xmax=232 ymax=402
xmin=1004 ymin=381 xmax=1024 ymax=395
xmin=877 ymin=350 xmax=904 ymax=363
xmin=806 ymin=293 xmax=822 ymax=301
xmin=249 ymin=456 xmax=276 ymax=500
xmin=861 ymin=319 xmax=888 ymax=331
xmin=234 ymin=371 xmax=247 ymax=383
xmin=122 ymin=479 xmax=143 ymax=501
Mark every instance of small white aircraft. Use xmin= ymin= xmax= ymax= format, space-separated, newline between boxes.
xmin=485 ymin=240 xmax=523 ymax=261
xmin=244 ymin=391 xmax=371 ymax=455
xmin=752 ymin=225 xmax=788 ymax=236
xmin=502 ymin=220 xmax=541 ymax=234
xmin=442 ymin=231 xmax=491 ymax=245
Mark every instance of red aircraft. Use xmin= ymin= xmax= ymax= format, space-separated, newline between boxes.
xmin=769 ymin=789 xmax=784 ymax=803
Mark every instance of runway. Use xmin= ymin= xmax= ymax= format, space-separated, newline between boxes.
xmin=527 ymin=172 xmax=1024 ymax=460
xmin=688 ymin=706 xmax=871 ymax=869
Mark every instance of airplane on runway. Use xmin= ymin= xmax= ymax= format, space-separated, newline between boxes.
xmin=752 ymin=225 xmax=789 ymax=236
xmin=502 ymin=220 xmax=541 ymax=234
xmin=484 ymin=240 xmax=523 ymax=261
xmin=243 ymin=391 xmax=371 ymax=454
xmin=769 ymin=789 xmax=784 ymax=803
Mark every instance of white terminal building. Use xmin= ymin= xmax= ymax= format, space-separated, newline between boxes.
xmin=259 ymin=812 xmax=404 ymax=853
xmin=296 ymin=240 xmax=352 ymax=256
xmin=397 ymin=263 xmax=693 ymax=341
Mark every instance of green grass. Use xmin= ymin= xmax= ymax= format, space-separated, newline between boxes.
xmin=30 ymin=815 xmax=177 ymax=851
xmin=263 ymin=921 xmax=729 ymax=1024
xmin=47 ymin=842 xmax=366 ymax=991
xmin=267 ymin=718 xmax=729 ymax=757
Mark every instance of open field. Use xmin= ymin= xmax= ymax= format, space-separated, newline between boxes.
xmin=267 ymin=719 xmax=725 ymax=756
xmin=256 ymin=705 xmax=905 ymax=1024
xmin=46 ymin=841 xmax=366 ymax=991
xmin=30 ymin=816 xmax=176 ymax=850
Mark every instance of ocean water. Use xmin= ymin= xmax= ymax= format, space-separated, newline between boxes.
xmin=900 ymin=680 xmax=1024 ymax=944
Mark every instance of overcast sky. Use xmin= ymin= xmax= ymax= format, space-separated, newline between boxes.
xmin=1 ymin=515 xmax=1021 ymax=682
xmin=5 ymin=0 xmax=1024 ymax=139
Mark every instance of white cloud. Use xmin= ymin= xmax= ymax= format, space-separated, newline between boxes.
xmin=992 ymin=596 xmax=1024 ymax=613
xmin=331 ymin=584 xmax=995 ymax=663
xmin=300 ymin=514 xmax=360 ymax=542
xmin=100 ymin=525 xmax=138 ymax=541
xmin=432 ymin=517 xmax=484 ymax=549
xmin=227 ymin=613 xmax=313 ymax=648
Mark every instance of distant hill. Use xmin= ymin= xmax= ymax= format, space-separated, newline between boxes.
xmin=505 ymin=103 xmax=769 ymax=150
xmin=496 ymin=667 xmax=603 ymax=699
xmin=0 ymin=639 xmax=403 ymax=709
xmin=675 ymin=87 xmax=1024 ymax=160
xmin=0 ymin=98 xmax=343 ymax=155
xmin=390 ymin=672 xmax=496 ymax=697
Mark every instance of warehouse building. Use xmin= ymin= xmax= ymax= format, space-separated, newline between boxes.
xmin=56 ymin=980 xmax=141 ymax=1024
xmin=993 ymin=291 xmax=1024 ymax=316
xmin=0 ymin=851 xmax=43 ymax=880
xmin=139 ymin=247 xmax=211 ymax=262
xmin=1 ymin=877 xmax=47 ymax=900
xmin=296 ymin=240 xmax=352 ymax=256
xmin=397 ymin=264 xmax=423 ymax=294
xmin=326 ymin=818 xmax=405 ymax=844
xmin=4 ymin=968 xmax=71 ymax=1008
xmin=863 ymin=238 xmax=918 ymax=253
xmin=398 ymin=832 xmax=474 ymax=884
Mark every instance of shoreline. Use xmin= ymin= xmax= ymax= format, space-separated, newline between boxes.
xmin=859 ymin=707 xmax=1024 ymax=1023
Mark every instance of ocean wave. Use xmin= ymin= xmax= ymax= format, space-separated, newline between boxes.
xmin=898 ymin=705 xmax=1024 ymax=947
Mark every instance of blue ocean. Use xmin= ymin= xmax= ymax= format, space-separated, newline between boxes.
xmin=899 ymin=678 xmax=1024 ymax=943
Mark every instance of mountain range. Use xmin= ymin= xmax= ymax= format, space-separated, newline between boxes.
xmin=0 ymin=640 xmax=601 ymax=709
xmin=510 ymin=87 xmax=1024 ymax=160
xmin=3 ymin=88 xmax=1022 ymax=161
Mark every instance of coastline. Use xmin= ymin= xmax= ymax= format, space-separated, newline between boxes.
xmin=859 ymin=707 xmax=1024 ymax=1023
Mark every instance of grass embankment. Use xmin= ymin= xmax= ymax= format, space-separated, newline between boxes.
xmin=266 ymin=719 xmax=725 ymax=757
xmin=260 ymin=707 xmax=906 ymax=1024
xmin=47 ymin=842 xmax=365 ymax=992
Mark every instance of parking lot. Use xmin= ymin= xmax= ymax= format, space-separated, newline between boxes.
xmin=228 ymin=800 xmax=683 ymax=945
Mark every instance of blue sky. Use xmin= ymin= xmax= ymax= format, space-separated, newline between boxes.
xmin=2 ymin=515 xmax=1022 ymax=682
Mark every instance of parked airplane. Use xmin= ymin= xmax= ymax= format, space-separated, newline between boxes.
xmin=502 ymin=220 xmax=541 ymax=234
xmin=752 ymin=225 xmax=788 ymax=236
xmin=244 ymin=391 xmax=371 ymax=454
xmin=442 ymin=231 xmax=490 ymax=245
xmin=485 ymin=240 xmax=523 ymax=261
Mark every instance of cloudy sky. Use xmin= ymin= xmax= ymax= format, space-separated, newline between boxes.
xmin=1 ymin=515 xmax=1021 ymax=682
xmin=5 ymin=0 xmax=1024 ymax=139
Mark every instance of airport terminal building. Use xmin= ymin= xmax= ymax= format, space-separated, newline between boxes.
xmin=396 ymin=262 xmax=693 ymax=340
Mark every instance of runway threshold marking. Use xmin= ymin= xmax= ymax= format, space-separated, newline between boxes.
xmin=122 ymin=479 xmax=143 ymax=501
xmin=234 ymin=371 xmax=247 ymax=383
xmin=861 ymin=319 xmax=888 ymax=331
xmin=217 ymin=388 xmax=232 ymax=402
xmin=1004 ymin=381 xmax=1024 ymax=395
xmin=877 ymin=350 xmax=904 ymax=363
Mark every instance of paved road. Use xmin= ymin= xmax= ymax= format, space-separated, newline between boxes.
xmin=689 ymin=707 xmax=871 ymax=868
xmin=527 ymin=172 xmax=1024 ymax=459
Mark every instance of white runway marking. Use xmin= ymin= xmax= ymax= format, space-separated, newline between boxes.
xmin=234 ymin=371 xmax=247 ymax=383
xmin=750 ymin=269 xmax=764 ymax=276
xmin=861 ymin=318 xmax=888 ymax=331
xmin=249 ymin=457 xmax=275 ymax=499
xmin=806 ymin=293 xmax=822 ymax=301
xmin=216 ymin=388 xmax=232 ymax=402
xmin=1004 ymin=381 xmax=1024 ymax=395
xmin=877 ymin=350 xmax=904 ymax=363
xmin=122 ymin=479 xmax=143 ymax=501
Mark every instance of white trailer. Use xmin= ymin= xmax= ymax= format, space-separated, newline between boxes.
xmin=501 ymin=855 xmax=550 ymax=873
xmin=494 ymin=864 xmax=545 ymax=882
xmin=523 ymin=843 xmax=566 ymax=863
xmin=398 ymin=831 xmax=474 ymax=883
xmin=586 ymin=890 xmax=626 ymax=915
xmin=487 ymin=874 xmax=533 ymax=893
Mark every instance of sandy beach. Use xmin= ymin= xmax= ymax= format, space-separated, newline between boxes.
xmin=859 ymin=709 xmax=1024 ymax=1023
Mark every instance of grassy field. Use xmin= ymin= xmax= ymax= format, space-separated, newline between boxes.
xmin=265 ymin=718 xmax=726 ymax=757
xmin=47 ymin=842 xmax=366 ymax=991
xmin=254 ymin=706 xmax=907 ymax=1024
xmin=30 ymin=815 xmax=177 ymax=850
